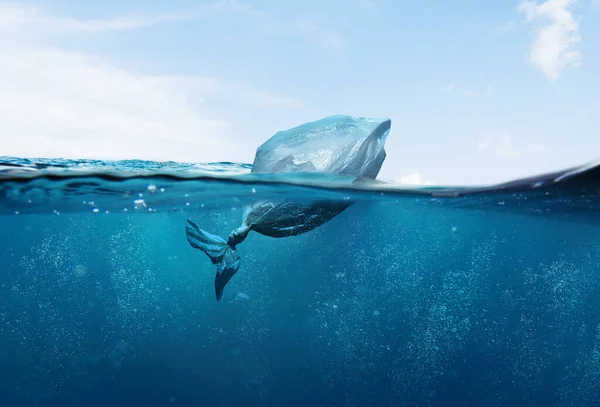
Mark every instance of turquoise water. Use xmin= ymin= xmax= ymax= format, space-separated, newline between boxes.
xmin=1 ymin=156 xmax=600 ymax=406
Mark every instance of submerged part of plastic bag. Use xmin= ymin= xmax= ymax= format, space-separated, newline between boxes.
xmin=186 ymin=115 xmax=392 ymax=301
xmin=186 ymin=219 xmax=240 ymax=301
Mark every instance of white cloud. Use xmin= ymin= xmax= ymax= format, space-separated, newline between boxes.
xmin=1 ymin=47 xmax=223 ymax=161
xmin=395 ymin=172 xmax=436 ymax=186
xmin=0 ymin=3 xmax=304 ymax=163
xmin=0 ymin=3 xmax=195 ymax=33
xmin=518 ymin=0 xmax=582 ymax=81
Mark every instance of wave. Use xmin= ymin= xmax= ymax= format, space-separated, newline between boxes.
xmin=1 ymin=156 xmax=599 ymax=222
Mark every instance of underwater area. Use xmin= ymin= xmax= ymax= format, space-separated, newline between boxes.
xmin=1 ymin=154 xmax=600 ymax=407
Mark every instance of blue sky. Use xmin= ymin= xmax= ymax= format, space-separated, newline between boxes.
xmin=0 ymin=0 xmax=598 ymax=185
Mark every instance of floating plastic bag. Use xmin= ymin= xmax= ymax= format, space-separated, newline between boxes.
xmin=186 ymin=115 xmax=391 ymax=300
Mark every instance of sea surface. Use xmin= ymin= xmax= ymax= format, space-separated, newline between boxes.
xmin=1 ymin=156 xmax=600 ymax=407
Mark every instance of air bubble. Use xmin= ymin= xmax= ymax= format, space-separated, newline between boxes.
xmin=73 ymin=265 xmax=88 ymax=277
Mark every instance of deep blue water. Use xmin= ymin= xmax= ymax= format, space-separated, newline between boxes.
xmin=1 ymin=157 xmax=600 ymax=407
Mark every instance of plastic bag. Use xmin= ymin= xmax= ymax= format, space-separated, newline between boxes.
xmin=186 ymin=115 xmax=391 ymax=300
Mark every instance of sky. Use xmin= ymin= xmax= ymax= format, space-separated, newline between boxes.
xmin=0 ymin=0 xmax=599 ymax=185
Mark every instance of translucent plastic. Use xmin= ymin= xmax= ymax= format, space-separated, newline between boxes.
xmin=186 ymin=115 xmax=392 ymax=300
xmin=252 ymin=114 xmax=391 ymax=178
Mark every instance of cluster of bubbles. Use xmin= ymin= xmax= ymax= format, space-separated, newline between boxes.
xmin=3 ymin=220 xmax=97 ymax=390
xmin=1 ymin=215 xmax=201 ymax=392
xmin=3 ymin=198 xmax=600 ymax=405
xmin=280 ymin=206 xmax=600 ymax=406
xmin=299 ymin=208 xmax=491 ymax=404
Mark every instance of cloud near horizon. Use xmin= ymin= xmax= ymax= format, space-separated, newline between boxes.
xmin=395 ymin=172 xmax=436 ymax=186
xmin=0 ymin=2 xmax=314 ymax=163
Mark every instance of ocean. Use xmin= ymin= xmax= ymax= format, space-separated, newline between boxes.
xmin=1 ymin=156 xmax=600 ymax=407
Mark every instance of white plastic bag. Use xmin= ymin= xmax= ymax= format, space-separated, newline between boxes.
xmin=186 ymin=115 xmax=391 ymax=300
